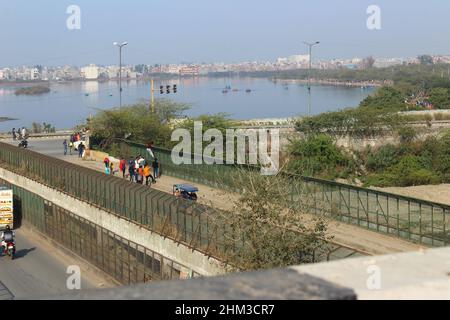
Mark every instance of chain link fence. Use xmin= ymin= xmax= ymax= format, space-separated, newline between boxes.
xmin=111 ymin=139 xmax=450 ymax=247
xmin=0 ymin=141 xmax=365 ymax=264
xmin=0 ymin=177 xmax=200 ymax=284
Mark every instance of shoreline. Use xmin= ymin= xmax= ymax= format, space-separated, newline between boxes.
xmin=0 ymin=75 xmax=392 ymax=88
xmin=271 ymin=78 xmax=390 ymax=88
xmin=0 ymin=117 xmax=17 ymax=123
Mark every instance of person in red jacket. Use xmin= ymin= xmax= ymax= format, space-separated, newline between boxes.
xmin=119 ymin=157 xmax=127 ymax=178
xmin=103 ymin=156 xmax=110 ymax=168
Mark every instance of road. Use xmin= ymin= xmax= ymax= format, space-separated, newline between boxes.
xmin=0 ymin=226 xmax=114 ymax=299
xmin=1 ymin=137 xmax=115 ymax=299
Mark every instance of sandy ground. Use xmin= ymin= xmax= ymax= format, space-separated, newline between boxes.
xmin=374 ymin=185 xmax=450 ymax=206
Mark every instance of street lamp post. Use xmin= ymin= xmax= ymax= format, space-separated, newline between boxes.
xmin=113 ymin=42 xmax=128 ymax=107
xmin=303 ymin=41 xmax=320 ymax=115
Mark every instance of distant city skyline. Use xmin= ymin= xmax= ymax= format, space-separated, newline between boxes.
xmin=1 ymin=0 xmax=450 ymax=66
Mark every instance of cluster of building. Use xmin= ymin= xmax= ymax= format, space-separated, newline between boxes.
xmin=2 ymin=54 xmax=450 ymax=82
xmin=0 ymin=64 xmax=139 ymax=81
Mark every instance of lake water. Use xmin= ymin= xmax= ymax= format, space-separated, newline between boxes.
xmin=0 ymin=77 xmax=374 ymax=132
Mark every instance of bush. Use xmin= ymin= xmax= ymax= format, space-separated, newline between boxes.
xmin=366 ymin=155 xmax=441 ymax=187
xmin=359 ymin=87 xmax=407 ymax=111
xmin=429 ymin=88 xmax=450 ymax=109
xmin=366 ymin=144 xmax=399 ymax=171
xmin=296 ymin=107 xmax=403 ymax=138
xmin=287 ymin=135 xmax=354 ymax=179
xmin=397 ymin=126 xmax=417 ymax=143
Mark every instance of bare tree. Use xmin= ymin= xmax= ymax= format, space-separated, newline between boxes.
xmin=216 ymin=168 xmax=330 ymax=271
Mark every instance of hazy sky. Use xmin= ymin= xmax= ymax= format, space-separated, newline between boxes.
xmin=1 ymin=0 xmax=449 ymax=66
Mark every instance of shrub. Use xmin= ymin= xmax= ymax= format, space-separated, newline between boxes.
xmin=366 ymin=144 xmax=399 ymax=171
xmin=397 ymin=126 xmax=417 ymax=143
xmin=429 ymin=88 xmax=450 ymax=109
xmin=287 ymin=135 xmax=354 ymax=179
xmin=359 ymin=86 xmax=407 ymax=111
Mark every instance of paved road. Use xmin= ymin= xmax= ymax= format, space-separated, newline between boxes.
xmin=0 ymin=226 xmax=113 ymax=299
xmin=0 ymin=138 xmax=115 ymax=299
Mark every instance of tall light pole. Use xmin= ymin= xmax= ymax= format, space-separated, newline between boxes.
xmin=113 ymin=42 xmax=128 ymax=107
xmin=303 ymin=41 xmax=320 ymax=115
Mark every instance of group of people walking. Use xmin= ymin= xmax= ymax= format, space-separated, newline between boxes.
xmin=104 ymin=154 xmax=160 ymax=186
xmin=62 ymin=138 xmax=85 ymax=157
xmin=11 ymin=127 xmax=28 ymax=141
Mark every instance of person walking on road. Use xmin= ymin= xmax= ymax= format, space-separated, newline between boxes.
xmin=78 ymin=142 xmax=85 ymax=158
xmin=128 ymin=159 xmax=135 ymax=182
xmin=103 ymin=156 xmax=110 ymax=169
xmin=68 ymin=140 xmax=73 ymax=155
xmin=110 ymin=162 xmax=115 ymax=175
xmin=119 ymin=157 xmax=127 ymax=178
xmin=144 ymin=163 xmax=156 ymax=186
xmin=134 ymin=156 xmax=140 ymax=182
xmin=63 ymin=139 xmax=68 ymax=156
xmin=152 ymin=158 xmax=159 ymax=179
xmin=137 ymin=166 xmax=144 ymax=184
xmin=21 ymin=127 xmax=28 ymax=140
xmin=12 ymin=128 xmax=16 ymax=141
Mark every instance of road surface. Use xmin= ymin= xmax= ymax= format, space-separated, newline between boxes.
xmin=0 ymin=226 xmax=114 ymax=299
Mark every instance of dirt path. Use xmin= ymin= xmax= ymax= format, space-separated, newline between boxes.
xmin=374 ymin=185 xmax=450 ymax=206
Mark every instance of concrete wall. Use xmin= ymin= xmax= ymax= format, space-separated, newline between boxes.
xmin=44 ymin=246 xmax=450 ymax=300
xmin=0 ymin=167 xmax=226 ymax=276
xmin=293 ymin=246 xmax=450 ymax=299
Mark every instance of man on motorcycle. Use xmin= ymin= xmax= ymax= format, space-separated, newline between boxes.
xmin=1 ymin=225 xmax=15 ymax=253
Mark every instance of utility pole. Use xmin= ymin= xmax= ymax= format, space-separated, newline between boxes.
xmin=303 ymin=41 xmax=320 ymax=116
xmin=113 ymin=42 xmax=128 ymax=107
xmin=150 ymin=78 xmax=155 ymax=113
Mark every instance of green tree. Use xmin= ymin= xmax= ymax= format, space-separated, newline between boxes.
xmin=429 ymin=88 xmax=450 ymax=109
xmin=90 ymin=100 xmax=189 ymax=149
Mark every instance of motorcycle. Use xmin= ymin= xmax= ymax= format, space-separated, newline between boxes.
xmin=3 ymin=241 xmax=15 ymax=260
xmin=18 ymin=139 xmax=28 ymax=148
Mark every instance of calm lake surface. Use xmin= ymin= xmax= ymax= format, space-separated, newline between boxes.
xmin=0 ymin=77 xmax=374 ymax=132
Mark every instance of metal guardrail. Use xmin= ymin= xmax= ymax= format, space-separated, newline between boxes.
xmin=113 ymin=139 xmax=450 ymax=247
xmin=0 ymin=141 xmax=364 ymax=265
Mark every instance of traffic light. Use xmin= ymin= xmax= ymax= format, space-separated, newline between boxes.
xmin=166 ymin=85 xmax=171 ymax=94
xmin=160 ymin=85 xmax=164 ymax=94
xmin=173 ymin=84 xmax=177 ymax=93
